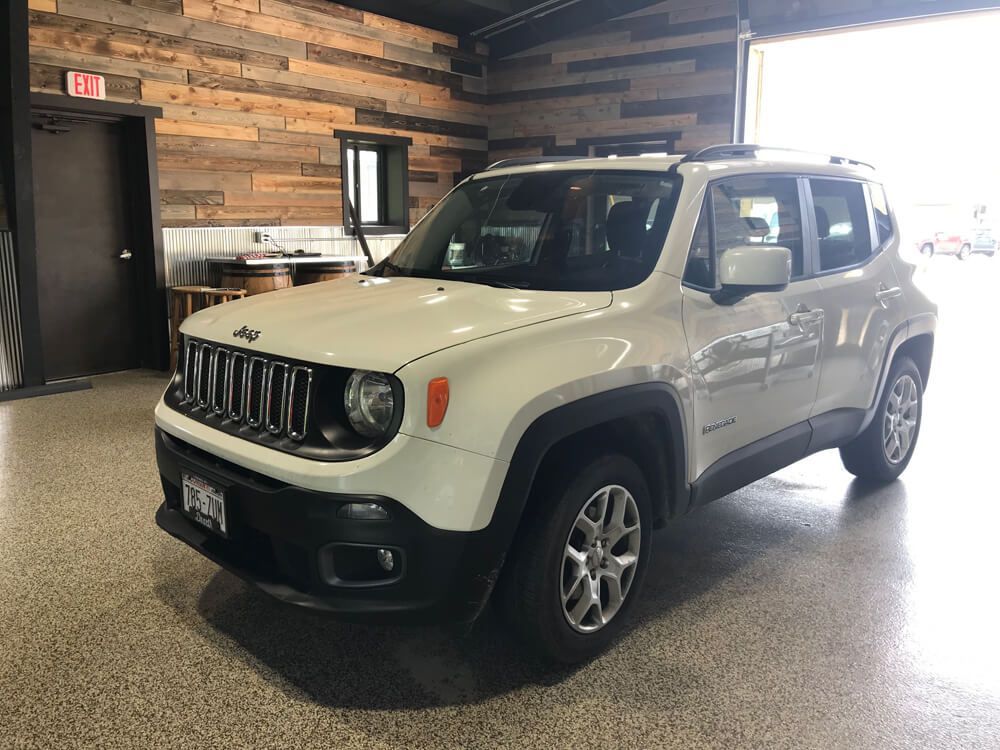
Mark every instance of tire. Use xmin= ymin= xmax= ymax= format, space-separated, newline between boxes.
xmin=958 ymin=243 xmax=972 ymax=260
xmin=920 ymin=243 xmax=934 ymax=257
xmin=840 ymin=356 xmax=923 ymax=483
xmin=495 ymin=454 xmax=653 ymax=664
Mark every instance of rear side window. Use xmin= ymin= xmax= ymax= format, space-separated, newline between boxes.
xmin=869 ymin=183 xmax=893 ymax=247
xmin=683 ymin=175 xmax=804 ymax=289
xmin=810 ymin=179 xmax=874 ymax=271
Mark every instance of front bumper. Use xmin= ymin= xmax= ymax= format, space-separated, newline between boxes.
xmin=155 ymin=428 xmax=504 ymax=623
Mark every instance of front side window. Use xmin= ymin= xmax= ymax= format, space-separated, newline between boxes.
xmin=371 ymin=170 xmax=680 ymax=291
xmin=810 ymin=179 xmax=874 ymax=271
xmin=683 ymin=206 xmax=713 ymax=289
xmin=683 ymin=175 xmax=804 ymax=289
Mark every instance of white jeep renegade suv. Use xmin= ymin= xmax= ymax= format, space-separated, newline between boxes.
xmin=155 ymin=145 xmax=937 ymax=663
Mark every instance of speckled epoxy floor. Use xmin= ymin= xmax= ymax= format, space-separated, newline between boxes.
xmin=2 ymin=260 xmax=1000 ymax=749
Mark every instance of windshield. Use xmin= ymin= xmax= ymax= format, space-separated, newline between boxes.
xmin=367 ymin=170 xmax=681 ymax=291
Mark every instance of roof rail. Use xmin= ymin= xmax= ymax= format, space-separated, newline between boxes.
xmin=679 ymin=144 xmax=761 ymax=163
xmin=485 ymin=155 xmax=587 ymax=171
xmin=677 ymin=143 xmax=874 ymax=170
xmin=828 ymin=153 xmax=875 ymax=169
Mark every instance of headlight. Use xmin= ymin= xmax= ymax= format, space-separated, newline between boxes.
xmin=344 ymin=370 xmax=395 ymax=437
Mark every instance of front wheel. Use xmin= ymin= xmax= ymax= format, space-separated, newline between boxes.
xmin=920 ymin=243 xmax=935 ymax=257
xmin=840 ymin=356 xmax=923 ymax=482
xmin=958 ymin=243 xmax=972 ymax=260
xmin=495 ymin=454 xmax=652 ymax=663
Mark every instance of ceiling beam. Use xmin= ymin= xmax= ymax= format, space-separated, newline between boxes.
xmin=478 ymin=0 xmax=662 ymax=58
xmin=462 ymin=0 xmax=515 ymax=14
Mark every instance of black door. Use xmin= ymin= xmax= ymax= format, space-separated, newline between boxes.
xmin=31 ymin=116 xmax=140 ymax=380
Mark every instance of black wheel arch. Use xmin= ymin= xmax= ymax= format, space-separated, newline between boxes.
xmin=859 ymin=314 xmax=935 ymax=434
xmin=473 ymin=383 xmax=690 ymax=608
xmin=501 ymin=383 xmax=689 ymax=525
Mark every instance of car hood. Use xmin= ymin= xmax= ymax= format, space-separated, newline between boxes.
xmin=180 ymin=274 xmax=613 ymax=372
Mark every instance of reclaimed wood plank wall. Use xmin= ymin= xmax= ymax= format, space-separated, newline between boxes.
xmin=27 ymin=0 xmax=489 ymax=227
xmin=487 ymin=0 xmax=739 ymax=162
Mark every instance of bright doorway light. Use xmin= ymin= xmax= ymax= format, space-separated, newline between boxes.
xmin=745 ymin=11 xmax=1000 ymax=243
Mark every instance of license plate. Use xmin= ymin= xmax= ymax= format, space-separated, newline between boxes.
xmin=181 ymin=473 xmax=228 ymax=537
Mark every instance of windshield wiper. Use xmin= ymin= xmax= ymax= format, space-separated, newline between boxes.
xmin=482 ymin=279 xmax=528 ymax=289
xmin=371 ymin=260 xmax=410 ymax=277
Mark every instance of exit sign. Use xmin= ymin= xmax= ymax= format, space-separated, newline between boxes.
xmin=66 ymin=71 xmax=106 ymax=100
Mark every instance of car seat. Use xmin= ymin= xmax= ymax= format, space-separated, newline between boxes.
xmin=815 ymin=205 xmax=858 ymax=270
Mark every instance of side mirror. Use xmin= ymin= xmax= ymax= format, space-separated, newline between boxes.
xmin=712 ymin=245 xmax=792 ymax=305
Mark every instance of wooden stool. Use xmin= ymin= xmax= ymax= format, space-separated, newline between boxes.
xmin=169 ymin=285 xmax=211 ymax=371
xmin=203 ymin=288 xmax=248 ymax=307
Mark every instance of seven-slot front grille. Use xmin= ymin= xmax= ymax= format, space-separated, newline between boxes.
xmin=182 ymin=339 xmax=313 ymax=441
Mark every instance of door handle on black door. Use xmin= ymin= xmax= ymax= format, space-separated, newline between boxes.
xmin=875 ymin=284 xmax=902 ymax=308
xmin=119 ymin=248 xmax=133 ymax=260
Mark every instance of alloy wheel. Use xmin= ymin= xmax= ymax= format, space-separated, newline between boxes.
xmin=561 ymin=485 xmax=641 ymax=633
xmin=883 ymin=374 xmax=919 ymax=465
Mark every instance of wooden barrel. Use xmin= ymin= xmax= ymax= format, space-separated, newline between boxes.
xmin=219 ymin=263 xmax=292 ymax=296
xmin=295 ymin=259 xmax=358 ymax=286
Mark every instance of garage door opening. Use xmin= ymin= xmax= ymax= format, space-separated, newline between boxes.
xmin=746 ymin=11 xmax=1000 ymax=695
xmin=744 ymin=10 xmax=1000 ymax=262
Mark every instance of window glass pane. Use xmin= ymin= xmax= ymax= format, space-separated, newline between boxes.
xmin=870 ymin=183 xmax=892 ymax=246
xmin=713 ymin=176 xmax=804 ymax=277
xmin=346 ymin=146 xmax=356 ymax=213
xmin=683 ymin=205 xmax=713 ymax=289
xmin=359 ymin=148 xmax=381 ymax=223
xmin=386 ymin=170 xmax=680 ymax=291
xmin=812 ymin=179 xmax=874 ymax=271
xmin=447 ymin=177 xmax=543 ymax=268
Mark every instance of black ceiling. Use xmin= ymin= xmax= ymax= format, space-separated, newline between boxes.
xmin=334 ymin=0 xmax=667 ymax=57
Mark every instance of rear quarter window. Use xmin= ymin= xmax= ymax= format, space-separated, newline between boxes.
xmin=869 ymin=183 xmax=893 ymax=247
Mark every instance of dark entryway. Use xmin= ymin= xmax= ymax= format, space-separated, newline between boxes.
xmin=31 ymin=116 xmax=140 ymax=380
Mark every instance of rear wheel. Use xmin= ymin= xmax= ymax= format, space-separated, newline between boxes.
xmin=840 ymin=356 xmax=923 ymax=482
xmin=495 ymin=454 xmax=652 ymax=664
xmin=958 ymin=243 xmax=972 ymax=260
xmin=920 ymin=243 xmax=935 ymax=257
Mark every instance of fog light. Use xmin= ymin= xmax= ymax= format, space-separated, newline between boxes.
xmin=337 ymin=502 xmax=389 ymax=520
xmin=376 ymin=548 xmax=395 ymax=572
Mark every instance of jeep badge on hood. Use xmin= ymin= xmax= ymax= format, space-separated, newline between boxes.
xmin=233 ymin=325 xmax=261 ymax=343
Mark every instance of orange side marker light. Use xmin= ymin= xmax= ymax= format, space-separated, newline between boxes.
xmin=427 ymin=377 xmax=450 ymax=428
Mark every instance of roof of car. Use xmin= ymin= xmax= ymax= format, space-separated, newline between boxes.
xmin=479 ymin=145 xmax=877 ymax=181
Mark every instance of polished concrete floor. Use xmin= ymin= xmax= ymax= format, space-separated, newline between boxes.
xmin=2 ymin=258 xmax=999 ymax=749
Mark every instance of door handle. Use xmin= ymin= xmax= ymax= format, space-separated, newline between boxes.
xmin=875 ymin=284 xmax=902 ymax=308
xmin=119 ymin=248 xmax=133 ymax=260
xmin=789 ymin=306 xmax=824 ymax=327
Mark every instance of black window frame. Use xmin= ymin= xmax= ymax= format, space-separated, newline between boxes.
xmin=682 ymin=172 xmax=814 ymax=293
xmin=336 ymin=129 xmax=411 ymax=237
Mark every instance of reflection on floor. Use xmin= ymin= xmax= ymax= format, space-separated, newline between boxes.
xmin=1 ymin=256 xmax=999 ymax=748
